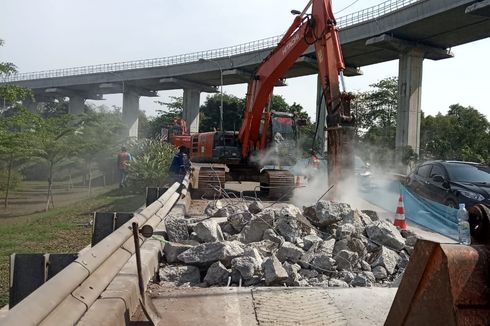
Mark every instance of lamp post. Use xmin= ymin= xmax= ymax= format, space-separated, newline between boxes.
xmin=199 ymin=58 xmax=223 ymax=132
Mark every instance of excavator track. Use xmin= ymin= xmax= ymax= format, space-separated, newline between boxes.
xmin=260 ymin=170 xmax=295 ymax=200
xmin=196 ymin=167 xmax=226 ymax=198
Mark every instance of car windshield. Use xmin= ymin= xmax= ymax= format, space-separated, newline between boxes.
xmin=445 ymin=164 xmax=490 ymax=183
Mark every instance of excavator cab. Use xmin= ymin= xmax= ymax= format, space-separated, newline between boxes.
xmin=257 ymin=111 xmax=299 ymax=167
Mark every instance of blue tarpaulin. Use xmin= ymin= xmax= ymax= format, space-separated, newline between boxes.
xmin=360 ymin=180 xmax=459 ymax=240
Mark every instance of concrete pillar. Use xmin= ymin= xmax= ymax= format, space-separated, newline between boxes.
xmin=183 ymin=88 xmax=201 ymax=133
xmin=123 ymin=90 xmax=140 ymax=139
xmin=68 ymin=95 xmax=85 ymax=114
xmin=396 ymin=49 xmax=424 ymax=155
xmin=315 ymin=75 xmax=328 ymax=154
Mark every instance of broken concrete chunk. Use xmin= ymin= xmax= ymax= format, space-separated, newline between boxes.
xmin=177 ymin=241 xmax=244 ymax=266
xmin=204 ymin=261 xmax=230 ymax=286
xmin=317 ymin=239 xmax=336 ymax=256
xmin=194 ymin=219 xmax=224 ymax=243
xmin=213 ymin=206 xmax=236 ymax=218
xmin=311 ymin=254 xmax=336 ymax=273
xmin=334 ymin=250 xmax=359 ymax=271
xmin=298 ymin=241 xmax=319 ymax=268
xmin=304 ymin=200 xmax=353 ymax=227
xmin=279 ymin=205 xmax=303 ymax=219
xmin=275 ymin=215 xmax=302 ymax=243
xmin=351 ymin=273 xmax=372 ymax=287
xmin=354 ymin=209 xmax=373 ymax=227
xmin=165 ymin=218 xmax=189 ymax=242
xmin=239 ymin=211 xmax=274 ymax=244
xmin=400 ymin=229 xmax=417 ymax=239
xmin=361 ymin=210 xmax=379 ymax=221
xmin=248 ymin=201 xmax=264 ymax=214
xmin=263 ymin=229 xmax=285 ymax=245
xmin=339 ymin=270 xmax=355 ymax=284
xmin=302 ymin=234 xmax=323 ymax=251
xmin=263 ymin=255 xmax=288 ymax=285
xmin=336 ymin=223 xmax=357 ymax=240
xmin=164 ymin=242 xmax=194 ymax=264
xmin=283 ymin=262 xmax=301 ymax=286
xmin=159 ymin=265 xmax=201 ymax=285
xmin=299 ymin=268 xmax=319 ymax=279
xmin=397 ymin=250 xmax=410 ymax=269
xmin=204 ymin=200 xmax=223 ymax=216
xmin=360 ymin=260 xmax=371 ymax=271
xmin=372 ymin=265 xmax=388 ymax=280
xmin=249 ymin=240 xmax=280 ymax=258
xmin=363 ymin=271 xmax=375 ymax=283
xmin=405 ymin=235 xmax=418 ymax=247
xmin=243 ymin=248 xmax=263 ymax=267
xmin=328 ymin=278 xmax=349 ymax=287
xmin=220 ymin=221 xmax=236 ymax=235
xmin=276 ymin=242 xmax=304 ymax=263
xmin=368 ymin=246 xmax=401 ymax=275
xmin=228 ymin=211 xmax=253 ymax=232
xmin=365 ymin=220 xmax=406 ymax=251
xmin=231 ymin=256 xmax=257 ymax=280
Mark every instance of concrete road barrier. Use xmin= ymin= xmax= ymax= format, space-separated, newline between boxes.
xmin=0 ymin=181 xmax=184 ymax=326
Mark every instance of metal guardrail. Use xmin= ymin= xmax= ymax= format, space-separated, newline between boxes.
xmin=2 ymin=0 xmax=420 ymax=83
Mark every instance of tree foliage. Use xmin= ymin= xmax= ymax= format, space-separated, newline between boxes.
xmin=200 ymin=93 xmax=245 ymax=132
xmin=148 ymin=96 xmax=183 ymax=138
xmin=127 ymin=139 xmax=177 ymax=189
xmin=421 ymin=104 xmax=490 ymax=164
xmin=0 ymin=39 xmax=31 ymax=108
xmin=0 ymin=108 xmax=41 ymax=206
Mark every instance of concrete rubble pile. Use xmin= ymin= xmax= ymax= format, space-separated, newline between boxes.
xmin=158 ymin=199 xmax=418 ymax=288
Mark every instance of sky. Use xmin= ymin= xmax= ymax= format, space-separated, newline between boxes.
xmin=1 ymin=0 xmax=489 ymax=120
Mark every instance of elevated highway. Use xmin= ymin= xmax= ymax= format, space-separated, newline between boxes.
xmin=2 ymin=0 xmax=490 ymax=148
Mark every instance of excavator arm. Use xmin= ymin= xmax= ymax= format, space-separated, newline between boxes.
xmin=238 ymin=0 xmax=352 ymax=187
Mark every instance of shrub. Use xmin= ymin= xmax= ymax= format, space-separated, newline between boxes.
xmin=127 ymin=139 xmax=177 ymax=190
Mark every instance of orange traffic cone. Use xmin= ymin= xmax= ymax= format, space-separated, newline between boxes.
xmin=394 ymin=195 xmax=408 ymax=230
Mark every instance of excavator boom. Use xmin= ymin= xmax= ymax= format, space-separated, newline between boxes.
xmin=238 ymin=0 xmax=352 ymax=187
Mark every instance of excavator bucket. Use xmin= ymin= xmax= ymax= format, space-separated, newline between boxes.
xmin=385 ymin=239 xmax=490 ymax=325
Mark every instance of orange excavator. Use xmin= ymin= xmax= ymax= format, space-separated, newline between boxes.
xmin=171 ymin=0 xmax=354 ymax=198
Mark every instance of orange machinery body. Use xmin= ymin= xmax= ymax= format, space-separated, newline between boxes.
xmin=170 ymin=0 xmax=352 ymax=192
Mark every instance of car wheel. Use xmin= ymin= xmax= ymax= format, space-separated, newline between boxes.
xmin=444 ymin=199 xmax=457 ymax=208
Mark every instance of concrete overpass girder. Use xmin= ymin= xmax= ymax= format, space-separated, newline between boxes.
xmin=365 ymin=34 xmax=454 ymax=61
xmin=466 ymin=0 xmax=490 ymax=17
xmin=159 ymin=78 xmax=217 ymax=93
xmin=43 ymin=87 xmax=103 ymax=100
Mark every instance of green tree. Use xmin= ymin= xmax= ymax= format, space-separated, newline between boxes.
xmin=421 ymin=104 xmax=490 ymax=164
xmin=34 ymin=114 xmax=82 ymax=211
xmin=0 ymin=39 xmax=31 ymax=110
xmin=148 ymin=96 xmax=183 ymax=138
xmin=76 ymin=110 xmax=125 ymax=194
xmin=352 ymin=77 xmax=399 ymax=165
xmin=0 ymin=108 xmax=41 ymax=207
xmin=200 ymin=93 xmax=244 ymax=132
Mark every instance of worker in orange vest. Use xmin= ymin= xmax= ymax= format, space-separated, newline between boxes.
xmin=117 ymin=146 xmax=132 ymax=188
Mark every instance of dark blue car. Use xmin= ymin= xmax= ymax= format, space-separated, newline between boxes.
xmin=406 ymin=160 xmax=490 ymax=208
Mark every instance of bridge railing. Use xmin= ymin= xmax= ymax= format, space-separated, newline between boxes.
xmin=2 ymin=0 xmax=420 ymax=83
xmin=338 ymin=0 xmax=419 ymax=28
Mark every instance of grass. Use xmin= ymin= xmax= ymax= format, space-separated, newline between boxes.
xmin=0 ymin=187 xmax=145 ymax=307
